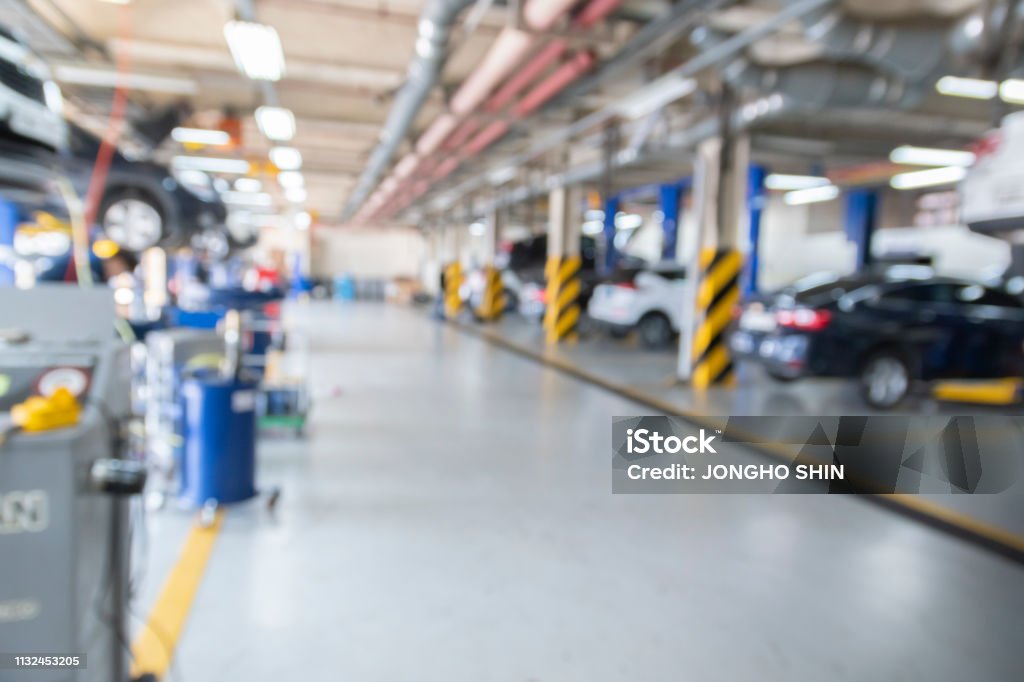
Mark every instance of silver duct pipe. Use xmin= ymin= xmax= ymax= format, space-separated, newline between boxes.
xmin=721 ymin=58 xmax=925 ymax=109
xmin=798 ymin=5 xmax=950 ymax=82
xmin=341 ymin=0 xmax=475 ymax=220
xmin=690 ymin=26 xmax=927 ymax=109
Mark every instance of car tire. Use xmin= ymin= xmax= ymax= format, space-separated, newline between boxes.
xmin=860 ymin=349 xmax=912 ymax=409
xmin=99 ymin=189 xmax=168 ymax=253
xmin=637 ymin=312 xmax=674 ymax=349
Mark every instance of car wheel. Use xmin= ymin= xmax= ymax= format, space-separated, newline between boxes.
xmin=637 ymin=312 xmax=674 ymax=349
xmin=99 ymin=191 xmax=166 ymax=252
xmin=860 ymin=350 xmax=911 ymax=409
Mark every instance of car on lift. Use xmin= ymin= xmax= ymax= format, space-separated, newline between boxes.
xmin=65 ymin=124 xmax=228 ymax=253
xmin=961 ymin=110 xmax=1024 ymax=236
xmin=587 ymin=263 xmax=689 ymax=348
xmin=0 ymin=24 xmax=65 ymax=152
xmin=728 ymin=268 xmax=1024 ymax=408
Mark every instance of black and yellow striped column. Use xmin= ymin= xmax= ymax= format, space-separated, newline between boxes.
xmin=691 ymin=247 xmax=743 ymax=388
xmin=543 ymin=254 xmax=582 ymax=344
xmin=443 ymin=261 xmax=464 ymax=320
xmin=475 ymin=264 xmax=506 ymax=322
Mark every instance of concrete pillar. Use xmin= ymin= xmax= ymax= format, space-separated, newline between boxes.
xmin=544 ymin=185 xmax=583 ymax=344
xmin=679 ymin=134 xmax=749 ymax=386
xmin=476 ymin=206 xmax=506 ymax=322
xmin=443 ymin=220 xmax=464 ymax=320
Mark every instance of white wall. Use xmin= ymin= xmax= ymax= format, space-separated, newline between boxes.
xmin=311 ymin=226 xmax=426 ymax=279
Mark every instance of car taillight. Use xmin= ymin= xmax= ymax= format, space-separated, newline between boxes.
xmin=776 ymin=308 xmax=831 ymax=331
xmin=614 ymin=282 xmax=638 ymax=290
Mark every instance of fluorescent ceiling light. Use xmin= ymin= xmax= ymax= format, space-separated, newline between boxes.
xmin=222 ymin=191 xmax=273 ymax=207
xmin=935 ymin=75 xmax=997 ymax=100
xmin=53 ymin=64 xmax=197 ymax=95
xmin=285 ymin=187 xmax=308 ymax=203
xmin=295 ymin=211 xmax=312 ymax=230
xmin=617 ymin=73 xmax=697 ymax=120
xmin=171 ymin=127 xmax=230 ymax=146
xmin=172 ymin=156 xmax=251 ymax=174
xmin=765 ymin=174 xmax=830 ymax=191
xmin=784 ymin=185 xmax=840 ymax=205
xmin=224 ymin=21 xmax=286 ymax=82
xmin=469 ymin=222 xmax=486 ymax=236
xmin=270 ymin=146 xmax=302 ymax=170
xmin=889 ymin=145 xmax=975 ymax=167
xmin=255 ymin=106 xmax=296 ymax=141
xmin=890 ymin=166 xmax=967 ymax=190
xmin=277 ymin=171 xmax=304 ymax=189
xmin=1000 ymin=79 xmax=1024 ymax=105
xmin=234 ymin=178 xmax=263 ymax=192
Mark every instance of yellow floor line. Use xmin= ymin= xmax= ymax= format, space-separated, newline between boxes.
xmin=131 ymin=510 xmax=224 ymax=679
xmin=458 ymin=321 xmax=1024 ymax=562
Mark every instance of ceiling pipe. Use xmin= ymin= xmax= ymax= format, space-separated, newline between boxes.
xmin=692 ymin=27 xmax=928 ymax=109
xmin=341 ymin=0 xmax=476 ymax=221
xmin=421 ymin=0 xmax=829 ymax=217
xmin=444 ymin=119 xmax=482 ymax=149
xmin=513 ymin=51 xmax=596 ymax=116
xmin=798 ymin=5 xmax=952 ymax=82
xmin=487 ymin=41 xmax=568 ymax=112
xmin=369 ymin=0 xmax=624 ymax=220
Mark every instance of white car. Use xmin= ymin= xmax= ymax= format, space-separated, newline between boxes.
xmin=587 ymin=264 xmax=689 ymax=348
xmin=961 ymin=110 xmax=1024 ymax=236
xmin=0 ymin=25 xmax=65 ymax=151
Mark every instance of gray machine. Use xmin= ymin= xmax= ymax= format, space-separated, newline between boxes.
xmin=0 ymin=287 xmax=144 ymax=682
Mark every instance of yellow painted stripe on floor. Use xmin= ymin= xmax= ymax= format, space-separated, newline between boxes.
xmin=131 ymin=510 xmax=224 ymax=679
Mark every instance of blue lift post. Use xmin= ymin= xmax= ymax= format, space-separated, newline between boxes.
xmin=845 ymin=188 xmax=880 ymax=269
xmin=602 ymin=195 xmax=619 ymax=274
xmin=659 ymin=183 xmax=682 ymax=262
xmin=744 ymin=165 xmax=767 ymax=296
xmin=0 ymin=196 xmax=19 ymax=286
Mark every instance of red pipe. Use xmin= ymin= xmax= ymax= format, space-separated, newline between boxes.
xmin=486 ymin=40 xmax=566 ymax=113
xmin=373 ymin=0 xmax=622 ymax=221
xmin=465 ymin=120 xmax=510 ymax=155
xmin=514 ymin=51 xmax=595 ymax=118
xmin=443 ymin=119 xmax=481 ymax=151
xmin=576 ymin=0 xmax=623 ymax=28
xmin=432 ymin=157 xmax=459 ymax=182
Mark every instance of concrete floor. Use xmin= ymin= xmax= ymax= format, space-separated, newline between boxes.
xmin=140 ymin=302 xmax=1024 ymax=681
